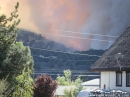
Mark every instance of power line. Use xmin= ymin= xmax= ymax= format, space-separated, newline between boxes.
xmin=20 ymin=28 xmax=115 ymax=42
xmin=0 ymin=72 xmax=89 ymax=74
xmin=33 ymin=55 xmax=97 ymax=61
xmin=30 ymin=47 xmax=101 ymax=57
xmin=36 ymin=27 xmax=118 ymax=38
xmin=41 ymin=33 xmax=115 ymax=42
xmin=1 ymin=69 xmax=95 ymax=72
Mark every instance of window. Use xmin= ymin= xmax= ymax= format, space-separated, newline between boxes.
xmin=126 ymin=71 xmax=130 ymax=87
xmin=116 ymin=71 xmax=122 ymax=86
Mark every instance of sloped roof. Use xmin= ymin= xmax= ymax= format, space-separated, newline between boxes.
xmin=90 ymin=26 xmax=130 ymax=71
xmin=81 ymin=78 xmax=99 ymax=86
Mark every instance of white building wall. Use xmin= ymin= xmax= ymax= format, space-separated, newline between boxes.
xmin=101 ymin=71 xmax=130 ymax=93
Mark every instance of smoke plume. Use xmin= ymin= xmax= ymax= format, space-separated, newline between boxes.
xmin=0 ymin=0 xmax=130 ymax=50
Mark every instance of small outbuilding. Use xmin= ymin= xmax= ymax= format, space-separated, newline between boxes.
xmin=78 ymin=78 xmax=99 ymax=97
xmin=81 ymin=78 xmax=99 ymax=88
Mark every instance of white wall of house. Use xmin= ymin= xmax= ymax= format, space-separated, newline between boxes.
xmin=100 ymin=71 xmax=130 ymax=92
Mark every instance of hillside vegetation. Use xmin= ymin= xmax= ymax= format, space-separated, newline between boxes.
xmin=17 ymin=30 xmax=105 ymax=71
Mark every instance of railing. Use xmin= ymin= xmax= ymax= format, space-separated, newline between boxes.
xmin=89 ymin=89 xmax=130 ymax=97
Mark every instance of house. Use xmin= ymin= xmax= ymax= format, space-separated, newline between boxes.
xmin=90 ymin=26 xmax=130 ymax=93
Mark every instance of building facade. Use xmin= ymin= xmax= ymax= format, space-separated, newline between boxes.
xmin=90 ymin=26 xmax=130 ymax=93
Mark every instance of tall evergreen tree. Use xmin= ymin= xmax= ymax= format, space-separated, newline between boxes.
xmin=2 ymin=42 xmax=34 ymax=80
xmin=0 ymin=2 xmax=20 ymax=76
xmin=0 ymin=3 xmax=34 ymax=97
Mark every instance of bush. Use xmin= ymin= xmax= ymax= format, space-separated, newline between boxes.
xmin=0 ymin=79 xmax=8 ymax=97
xmin=3 ymin=69 xmax=33 ymax=97
xmin=33 ymin=74 xmax=58 ymax=97
xmin=56 ymin=70 xmax=83 ymax=97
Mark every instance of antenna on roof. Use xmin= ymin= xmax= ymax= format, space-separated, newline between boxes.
xmin=115 ymin=53 xmax=123 ymax=71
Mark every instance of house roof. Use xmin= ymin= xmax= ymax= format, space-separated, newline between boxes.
xmin=81 ymin=78 xmax=99 ymax=86
xmin=90 ymin=26 xmax=130 ymax=71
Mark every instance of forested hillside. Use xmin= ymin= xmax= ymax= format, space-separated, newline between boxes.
xmin=17 ymin=29 xmax=74 ymax=52
xmin=17 ymin=29 xmax=105 ymax=71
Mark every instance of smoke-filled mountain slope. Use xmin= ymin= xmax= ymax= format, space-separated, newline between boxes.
xmin=17 ymin=29 xmax=105 ymax=71
xmin=17 ymin=29 xmax=74 ymax=52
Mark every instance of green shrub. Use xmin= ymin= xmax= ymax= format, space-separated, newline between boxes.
xmin=4 ymin=69 xmax=33 ymax=97
xmin=0 ymin=79 xmax=8 ymax=97
xmin=56 ymin=70 xmax=83 ymax=97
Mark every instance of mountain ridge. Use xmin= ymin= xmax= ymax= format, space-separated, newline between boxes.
xmin=17 ymin=29 xmax=105 ymax=79
xmin=17 ymin=29 xmax=75 ymax=52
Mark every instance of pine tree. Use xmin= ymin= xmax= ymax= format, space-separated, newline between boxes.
xmin=1 ymin=42 xmax=34 ymax=80
xmin=0 ymin=2 xmax=20 ymax=76
xmin=0 ymin=2 xmax=34 ymax=80
xmin=0 ymin=3 xmax=34 ymax=97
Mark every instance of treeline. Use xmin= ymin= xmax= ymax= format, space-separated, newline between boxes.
xmin=17 ymin=30 xmax=105 ymax=71
xmin=0 ymin=3 xmax=58 ymax=97
xmin=32 ymin=48 xmax=105 ymax=70
xmin=17 ymin=29 xmax=74 ymax=52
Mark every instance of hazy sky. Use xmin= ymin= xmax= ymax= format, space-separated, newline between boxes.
xmin=0 ymin=0 xmax=130 ymax=50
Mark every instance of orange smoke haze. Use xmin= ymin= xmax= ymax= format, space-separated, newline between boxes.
xmin=0 ymin=0 xmax=38 ymax=32
xmin=0 ymin=0 xmax=90 ymax=50
xmin=1 ymin=0 xmax=130 ymax=50
xmin=28 ymin=0 xmax=90 ymax=50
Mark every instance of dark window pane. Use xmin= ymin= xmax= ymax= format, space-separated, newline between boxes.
xmin=127 ymin=73 xmax=130 ymax=86
xmin=117 ymin=73 xmax=121 ymax=85
xmin=116 ymin=71 xmax=122 ymax=86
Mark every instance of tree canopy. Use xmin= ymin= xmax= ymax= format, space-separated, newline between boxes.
xmin=34 ymin=74 xmax=58 ymax=97
xmin=56 ymin=70 xmax=83 ymax=97
xmin=0 ymin=2 xmax=20 ymax=66
xmin=0 ymin=2 xmax=34 ymax=97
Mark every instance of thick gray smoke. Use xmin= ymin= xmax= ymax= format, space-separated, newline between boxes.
xmin=80 ymin=0 xmax=130 ymax=50
xmin=28 ymin=0 xmax=130 ymax=50
xmin=2 ymin=0 xmax=130 ymax=50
